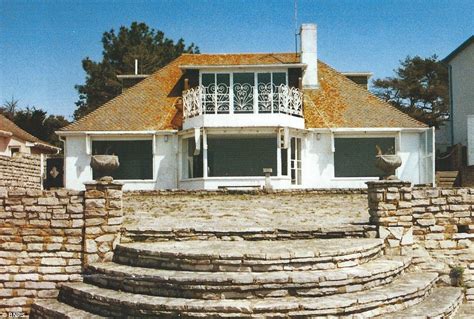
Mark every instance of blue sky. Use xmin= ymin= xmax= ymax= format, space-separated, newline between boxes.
xmin=0 ymin=0 xmax=472 ymax=119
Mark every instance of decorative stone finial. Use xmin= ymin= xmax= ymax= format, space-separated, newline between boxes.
xmin=90 ymin=155 xmax=120 ymax=182
xmin=375 ymin=145 xmax=402 ymax=180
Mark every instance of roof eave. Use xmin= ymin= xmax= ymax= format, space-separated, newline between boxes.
xmin=179 ymin=63 xmax=307 ymax=70
xmin=443 ymin=35 xmax=474 ymax=63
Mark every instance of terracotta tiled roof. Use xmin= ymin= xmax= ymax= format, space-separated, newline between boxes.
xmin=0 ymin=114 xmax=59 ymax=151
xmin=304 ymin=62 xmax=426 ymax=128
xmin=61 ymin=53 xmax=426 ymax=132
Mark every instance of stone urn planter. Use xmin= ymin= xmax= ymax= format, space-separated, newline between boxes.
xmin=90 ymin=155 xmax=120 ymax=182
xmin=375 ymin=154 xmax=402 ymax=180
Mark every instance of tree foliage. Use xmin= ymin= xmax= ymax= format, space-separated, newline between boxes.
xmin=372 ymin=55 xmax=448 ymax=127
xmin=1 ymin=99 xmax=70 ymax=148
xmin=0 ymin=97 xmax=19 ymax=120
xmin=74 ymin=22 xmax=199 ymax=120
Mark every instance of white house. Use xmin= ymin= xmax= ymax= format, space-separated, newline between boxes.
xmin=443 ymin=35 xmax=474 ymax=166
xmin=58 ymin=24 xmax=434 ymax=191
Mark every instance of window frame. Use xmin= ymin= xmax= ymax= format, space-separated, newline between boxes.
xmin=332 ymin=134 xmax=399 ymax=180
xmin=90 ymin=137 xmax=155 ymax=181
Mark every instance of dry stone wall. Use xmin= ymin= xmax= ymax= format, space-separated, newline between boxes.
xmin=0 ymin=181 xmax=123 ymax=315
xmin=0 ymin=154 xmax=42 ymax=189
xmin=367 ymin=181 xmax=474 ymax=302
xmin=84 ymin=181 xmax=123 ymax=266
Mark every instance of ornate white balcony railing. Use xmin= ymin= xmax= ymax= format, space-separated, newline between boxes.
xmin=183 ymin=84 xmax=303 ymax=119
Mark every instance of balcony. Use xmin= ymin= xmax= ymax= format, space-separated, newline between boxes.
xmin=182 ymin=84 xmax=304 ymax=130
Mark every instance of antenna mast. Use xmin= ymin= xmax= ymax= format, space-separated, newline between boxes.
xmin=294 ymin=0 xmax=298 ymax=55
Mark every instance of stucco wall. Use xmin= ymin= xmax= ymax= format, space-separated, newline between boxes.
xmin=64 ymin=130 xmax=431 ymax=190
xmin=0 ymin=136 xmax=31 ymax=156
xmin=450 ymin=42 xmax=474 ymax=146
xmin=64 ymin=135 xmax=178 ymax=191
xmin=468 ymin=115 xmax=474 ymax=165
xmin=302 ymin=131 xmax=426 ymax=188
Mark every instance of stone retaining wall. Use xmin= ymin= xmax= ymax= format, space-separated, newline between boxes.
xmin=410 ymin=187 xmax=474 ymax=249
xmin=0 ymin=154 xmax=42 ymax=189
xmin=0 ymin=181 xmax=123 ymax=315
xmin=126 ymin=188 xmax=367 ymax=196
xmin=367 ymin=181 xmax=474 ymax=302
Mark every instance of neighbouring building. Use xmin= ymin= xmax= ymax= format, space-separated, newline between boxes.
xmin=443 ymin=35 xmax=474 ymax=166
xmin=0 ymin=114 xmax=59 ymax=156
xmin=58 ymin=24 xmax=435 ymax=191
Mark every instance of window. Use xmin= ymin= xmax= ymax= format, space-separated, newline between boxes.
xmin=10 ymin=147 xmax=20 ymax=156
xmin=207 ymin=137 xmax=277 ymax=177
xmin=185 ymin=138 xmax=203 ymax=178
xmin=334 ymin=137 xmax=395 ymax=178
xmin=201 ymin=73 xmax=230 ymax=114
xmin=200 ymin=71 xmax=288 ymax=114
xmin=257 ymin=72 xmax=287 ymax=113
xmin=233 ymin=73 xmax=254 ymax=113
xmin=92 ymin=140 xmax=153 ymax=180
xmin=281 ymin=147 xmax=288 ymax=176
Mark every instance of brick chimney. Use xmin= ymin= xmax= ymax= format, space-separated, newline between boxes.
xmin=300 ymin=24 xmax=318 ymax=89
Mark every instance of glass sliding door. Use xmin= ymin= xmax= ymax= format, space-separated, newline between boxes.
xmin=290 ymin=137 xmax=302 ymax=185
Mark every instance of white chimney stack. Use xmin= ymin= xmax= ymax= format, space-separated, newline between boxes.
xmin=300 ymin=24 xmax=318 ymax=89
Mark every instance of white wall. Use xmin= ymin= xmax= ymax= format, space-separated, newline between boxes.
xmin=301 ymin=130 xmax=427 ymax=188
xmin=64 ymin=135 xmax=92 ymax=190
xmin=64 ymin=129 xmax=430 ymax=190
xmin=450 ymin=42 xmax=474 ymax=146
xmin=398 ymin=132 xmax=422 ymax=184
xmin=64 ymin=134 xmax=178 ymax=191
xmin=468 ymin=115 xmax=474 ymax=166
xmin=0 ymin=136 xmax=31 ymax=156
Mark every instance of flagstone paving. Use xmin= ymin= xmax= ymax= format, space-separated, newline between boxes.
xmin=123 ymin=192 xmax=369 ymax=234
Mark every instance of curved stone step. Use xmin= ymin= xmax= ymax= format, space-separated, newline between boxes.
xmin=381 ymin=287 xmax=463 ymax=318
xmin=58 ymin=272 xmax=438 ymax=318
xmin=114 ymin=238 xmax=384 ymax=272
xmin=30 ymin=299 xmax=103 ymax=319
xmin=122 ymin=223 xmax=377 ymax=242
xmin=85 ymin=256 xmax=410 ymax=299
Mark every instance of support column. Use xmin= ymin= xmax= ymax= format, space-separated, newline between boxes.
xmin=367 ymin=180 xmax=414 ymax=255
xmin=203 ymin=128 xmax=208 ymax=178
xmin=277 ymin=130 xmax=282 ymax=177
xmin=83 ymin=179 xmax=123 ymax=267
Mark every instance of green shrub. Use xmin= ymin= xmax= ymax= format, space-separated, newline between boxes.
xmin=450 ymin=266 xmax=464 ymax=287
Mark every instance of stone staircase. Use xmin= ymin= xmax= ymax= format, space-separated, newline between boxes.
xmin=30 ymin=232 xmax=464 ymax=318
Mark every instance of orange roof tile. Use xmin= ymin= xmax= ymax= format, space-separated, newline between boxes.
xmin=61 ymin=53 xmax=426 ymax=132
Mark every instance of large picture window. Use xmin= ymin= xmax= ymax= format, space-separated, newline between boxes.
xmin=207 ymin=137 xmax=277 ymax=177
xmin=334 ymin=137 xmax=395 ymax=178
xmin=92 ymin=140 xmax=153 ymax=180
